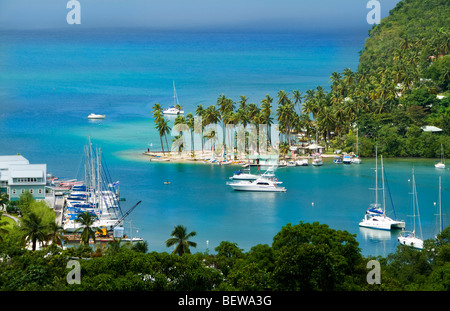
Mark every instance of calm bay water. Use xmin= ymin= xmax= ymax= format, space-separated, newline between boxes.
xmin=0 ymin=28 xmax=448 ymax=257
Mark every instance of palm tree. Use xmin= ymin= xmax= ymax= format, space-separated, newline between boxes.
xmin=195 ymin=104 xmax=205 ymax=154
xmin=0 ymin=193 xmax=9 ymax=211
xmin=157 ymin=118 xmax=172 ymax=153
xmin=20 ymin=212 xmax=49 ymax=251
xmin=152 ymin=103 xmax=164 ymax=123
xmin=131 ymin=240 xmax=148 ymax=253
xmin=279 ymin=142 xmax=290 ymax=160
xmin=46 ymin=221 xmax=67 ymax=248
xmin=107 ymin=238 xmax=123 ymax=255
xmin=260 ymin=94 xmax=273 ymax=146
xmin=185 ymin=113 xmax=195 ymax=157
xmin=165 ymin=225 xmax=197 ymax=256
xmin=292 ymin=89 xmax=303 ymax=114
xmin=74 ymin=211 xmax=99 ymax=245
xmin=173 ymin=115 xmax=188 ymax=154
xmin=0 ymin=212 xmax=9 ymax=242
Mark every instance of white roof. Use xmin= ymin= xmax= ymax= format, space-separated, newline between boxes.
xmin=0 ymin=155 xmax=29 ymax=168
xmin=306 ymin=144 xmax=325 ymax=149
xmin=0 ymin=160 xmax=47 ymax=184
xmin=10 ymin=170 xmax=44 ymax=178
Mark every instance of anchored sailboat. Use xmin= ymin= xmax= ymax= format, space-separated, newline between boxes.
xmin=435 ymin=144 xmax=445 ymax=169
xmin=163 ymin=81 xmax=184 ymax=115
xmin=359 ymin=153 xmax=405 ymax=230
xmin=397 ymin=169 xmax=424 ymax=250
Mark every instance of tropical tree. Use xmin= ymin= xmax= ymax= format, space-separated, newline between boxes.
xmin=0 ymin=193 xmax=9 ymax=211
xmin=46 ymin=221 xmax=67 ymax=248
xmin=165 ymin=225 xmax=197 ymax=256
xmin=0 ymin=212 xmax=10 ymax=242
xmin=74 ymin=211 xmax=99 ymax=245
xmin=185 ymin=113 xmax=196 ymax=157
xmin=20 ymin=211 xmax=49 ymax=251
xmin=153 ymin=103 xmax=166 ymax=154
xmin=156 ymin=118 xmax=172 ymax=154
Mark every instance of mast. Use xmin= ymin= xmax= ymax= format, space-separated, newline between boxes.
xmin=173 ymin=81 xmax=179 ymax=107
xmin=375 ymin=147 xmax=378 ymax=208
xmin=381 ymin=155 xmax=386 ymax=216
xmin=411 ymin=169 xmax=423 ymax=239
xmin=356 ymin=128 xmax=359 ymax=157
xmin=439 ymin=176 xmax=443 ymax=234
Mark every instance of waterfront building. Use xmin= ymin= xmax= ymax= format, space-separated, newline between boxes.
xmin=0 ymin=155 xmax=47 ymax=201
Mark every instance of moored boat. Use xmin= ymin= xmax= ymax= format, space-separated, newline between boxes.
xmin=397 ymin=169 xmax=424 ymax=249
xmin=359 ymin=153 xmax=405 ymax=231
xmin=227 ymin=177 xmax=286 ymax=192
xmin=88 ymin=113 xmax=106 ymax=119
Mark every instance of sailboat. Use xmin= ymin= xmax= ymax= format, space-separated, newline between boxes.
xmin=63 ymin=138 xmax=123 ymax=233
xmin=359 ymin=153 xmax=405 ymax=230
xmin=312 ymin=153 xmax=323 ymax=166
xmin=163 ymin=81 xmax=184 ymax=115
xmin=435 ymin=144 xmax=445 ymax=169
xmin=397 ymin=169 xmax=424 ymax=250
xmin=434 ymin=176 xmax=444 ymax=239
xmin=352 ymin=128 xmax=362 ymax=164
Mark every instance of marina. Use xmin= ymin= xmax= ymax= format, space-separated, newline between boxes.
xmin=0 ymin=28 xmax=448 ymax=258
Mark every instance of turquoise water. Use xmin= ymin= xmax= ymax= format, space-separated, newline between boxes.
xmin=0 ymin=29 xmax=448 ymax=257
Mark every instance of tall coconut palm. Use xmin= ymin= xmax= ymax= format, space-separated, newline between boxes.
xmin=153 ymin=103 xmax=167 ymax=154
xmin=302 ymin=89 xmax=317 ymax=119
xmin=195 ymin=104 xmax=205 ymax=153
xmin=185 ymin=113 xmax=195 ymax=157
xmin=20 ymin=212 xmax=48 ymax=251
xmin=292 ymin=89 xmax=303 ymax=114
xmin=261 ymin=94 xmax=273 ymax=146
xmin=165 ymin=225 xmax=197 ymax=256
xmin=173 ymin=115 xmax=188 ymax=154
xmin=156 ymin=118 xmax=172 ymax=154
xmin=46 ymin=221 xmax=67 ymax=248
xmin=74 ymin=211 xmax=99 ymax=245
xmin=217 ymin=94 xmax=235 ymax=146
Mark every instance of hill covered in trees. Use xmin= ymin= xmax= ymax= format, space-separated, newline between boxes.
xmin=152 ymin=0 xmax=449 ymax=160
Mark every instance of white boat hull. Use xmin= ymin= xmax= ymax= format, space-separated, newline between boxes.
xmin=228 ymin=178 xmax=286 ymax=192
xmin=359 ymin=214 xmax=405 ymax=231
xmin=435 ymin=163 xmax=445 ymax=169
xmin=229 ymin=184 xmax=286 ymax=192
xmin=398 ymin=234 xmax=423 ymax=249
xmin=88 ymin=114 xmax=105 ymax=119
xmin=352 ymin=157 xmax=361 ymax=164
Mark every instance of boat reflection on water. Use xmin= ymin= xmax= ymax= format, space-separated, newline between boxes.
xmin=359 ymin=227 xmax=394 ymax=241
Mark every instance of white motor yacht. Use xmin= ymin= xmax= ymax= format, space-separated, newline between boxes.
xmin=296 ymin=159 xmax=309 ymax=166
xmin=228 ymin=178 xmax=286 ymax=192
xmin=229 ymin=166 xmax=276 ymax=181
xmin=88 ymin=113 xmax=105 ymax=119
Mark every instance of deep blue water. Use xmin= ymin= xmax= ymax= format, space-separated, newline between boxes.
xmin=0 ymin=28 xmax=448 ymax=257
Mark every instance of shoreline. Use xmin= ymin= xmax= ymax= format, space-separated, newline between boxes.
xmin=142 ymin=150 xmax=339 ymax=164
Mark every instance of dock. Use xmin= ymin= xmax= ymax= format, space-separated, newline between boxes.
xmin=54 ymin=195 xmax=65 ymax=226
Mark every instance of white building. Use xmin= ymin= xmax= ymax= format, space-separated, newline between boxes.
xmin=0 ymin=155 xmax=47 ymax=201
